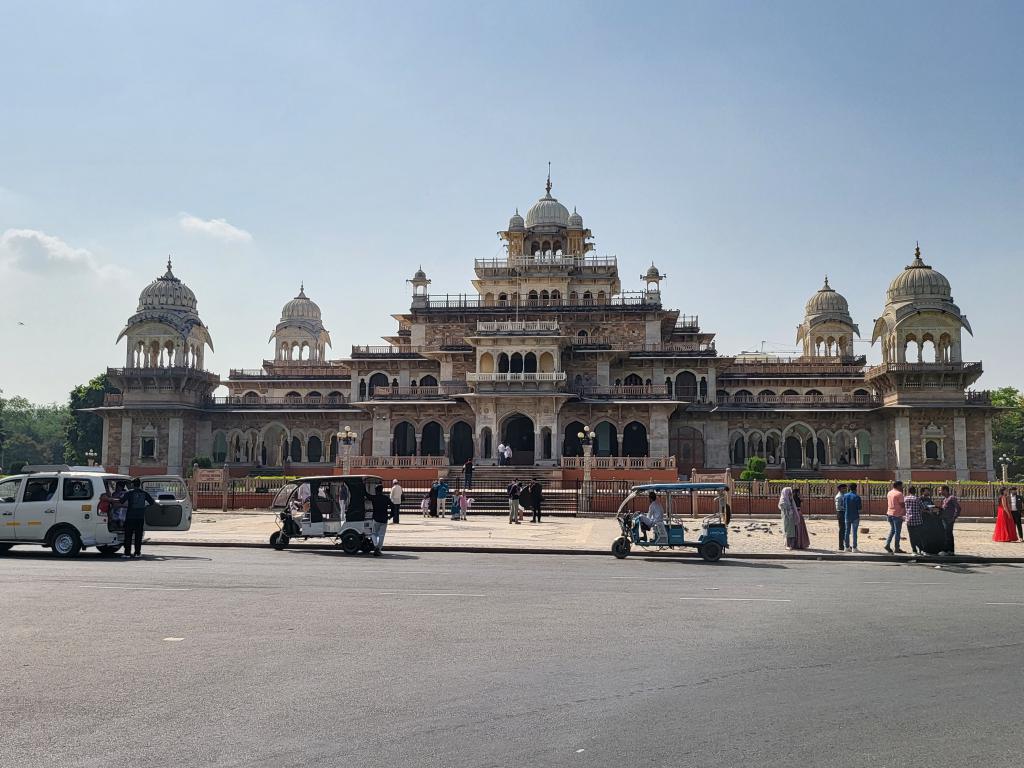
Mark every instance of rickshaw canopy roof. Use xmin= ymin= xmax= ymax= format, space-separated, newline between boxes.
xmin=631 ymin=482 xmax=729 ymax=493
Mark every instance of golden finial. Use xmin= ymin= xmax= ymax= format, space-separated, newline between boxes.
xmin=545 ymin=162 xmax=552 ymax=196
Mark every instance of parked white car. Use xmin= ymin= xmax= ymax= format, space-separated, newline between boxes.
xmin=0 ymin=465 xmax=192 ymax=557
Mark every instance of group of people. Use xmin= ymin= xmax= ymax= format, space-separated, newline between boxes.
xmin=778 ymin=487 xmax=811 ymax=550
xmin=495 ymin=443 xmax=514 ymax=466
xmin=995 ymin=487 xmax=1023 ymax=542
xmin=506 ymin=479 xmax=543 ymax=524
xmin=882 ymin=480 xmax=961 ymax=555
xmin=97 ymin=479 xmax=155 ymax=559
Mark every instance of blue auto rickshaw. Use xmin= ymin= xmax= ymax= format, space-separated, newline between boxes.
xmin=611 ymin=482 xmax=731 ymax=562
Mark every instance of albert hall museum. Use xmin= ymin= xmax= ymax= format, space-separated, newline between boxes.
xmin=94 ymin=176 xmax=996 ymax=483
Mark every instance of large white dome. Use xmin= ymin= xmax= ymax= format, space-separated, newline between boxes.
xmin=525 ymin=191 xmax=570 ymax=228
xmin=886 ymin=246 xmax=952 ymax=303
xmin=137 ymin=259 xmax=199 ymax=314
xmin=281 ymin=285 xmax=322 ymax=321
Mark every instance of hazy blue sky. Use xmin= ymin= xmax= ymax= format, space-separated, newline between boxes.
xmin=1 ymin=0 xmax=1021 ymax=402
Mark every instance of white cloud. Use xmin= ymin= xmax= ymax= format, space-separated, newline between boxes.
xmin=0 ymin=228 xmax=126 ymax=280
xmin=178 ymin=213 xmax=253 ymax=243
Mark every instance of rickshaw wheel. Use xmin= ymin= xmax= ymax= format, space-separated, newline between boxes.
xmin=611 ymin=537 xmax=631 ymax=559
xmin=700 ymin=540 xmax=723 ymax=563
xmin=340 ymin=531 xmax=362 ymax=555
xmin=270 ymin=531 xmax=289 ymax=550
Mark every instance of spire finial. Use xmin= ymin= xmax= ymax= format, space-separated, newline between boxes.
xmin=824 ymin=274 xmax=830 ymax=288
xmin=914 ymin=240 xmax=921 ymax=259
xmin=164 ymin=255 xmax=174 ymax=278
xmin=545 ymin=161 xmax=552 ymax=196
xmin=515 ymin=207 xmax=519 ymax=215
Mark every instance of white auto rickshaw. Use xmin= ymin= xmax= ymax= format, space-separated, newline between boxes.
xmin=269 ymin=474 xmax=384 ymax=554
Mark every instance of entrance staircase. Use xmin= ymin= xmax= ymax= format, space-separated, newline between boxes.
xmin=439 ymin=465 xmax=576 ymax=515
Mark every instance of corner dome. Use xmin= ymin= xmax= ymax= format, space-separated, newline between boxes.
xmin=567 ymin=207 xmax=583 ymax=228
xmin=281 ymin=284 xmax=321 ymax=321
xmin=508 ymin=209 xmax=525 ymax=230
xmin=644 ymin=263 xmax=663 ymax=281
xmin=137 ymin=258 xmax=198 ymax=314
xmin=805 ymin=276 xmax=850 ymax=316
xmin=886 ymin=244 xmax=952 ymax=303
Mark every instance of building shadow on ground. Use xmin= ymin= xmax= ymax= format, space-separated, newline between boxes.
xmin=641 ymin=557 xmax=787 ymax=569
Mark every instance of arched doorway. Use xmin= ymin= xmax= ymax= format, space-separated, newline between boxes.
xmin=563 ymin=421 xmax=585 ymax=457
xmin=307 ymin=435 xmax=323 ymax=463
xmin=449 ymin=421 xmax=474 ymax=465
xmin=368 ymin=372 xmax=389 ymax=396
xmin=784 ymin=436 xmax=803 ymax=468
xmin=503 ymin=414 xmax=535 ymax=465
xmin=480 ymin=427 xmax=492 ymax=460
xmin=421 ymin=421 xmax=444 ymax=456
xmin=669 ymin=425 xmax=704 ymax=474
xmin=392 ymin=422 xmax=416 ymax=456
xmin=675 ymin=371 xmax=697 ymax=400
xmin=595 ymin=421 xmax=619 ymax=457
xmin=622 ymin=421 xmax=649 ymax=457
xmin=359 ymin=430 xmax=373 ymax=457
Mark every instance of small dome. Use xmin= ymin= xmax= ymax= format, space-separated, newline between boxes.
xmin=886 ymin=244 xmax=952 ymax=303
xmin=508 ymin=209 xmax=525 ymax=230
xmin=805 ymin=276 xmax=850 ymax=316
xmin=644 ymin=263 xmax=663 ymax=281
xmin=137 ymin=258 xmax=198 ymax=314
xmin=567 ymin=207 xmax=583 ymax=228
xmin=281 ymin=284 xmax=322 ymax=321
xmin=412 ymin=267 xmax=428 ymax=282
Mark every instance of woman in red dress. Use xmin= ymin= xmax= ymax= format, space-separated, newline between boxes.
xmin=993 ymin=488 xmax=1019 ymax=542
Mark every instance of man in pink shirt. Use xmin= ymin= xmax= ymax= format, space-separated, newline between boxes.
xmin=885 ymin=479 xmax=907 ymax=553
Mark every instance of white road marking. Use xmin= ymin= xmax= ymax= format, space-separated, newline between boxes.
xmin=163 ymin=637 xmax=185 ymax=642
xmin=79 ymin=585 xmax=192 ymax=591
xmin=985 ymin=602 xmax=1024 ymax=606
xmin=379 ymin=591 xmax=486 ymax=597
xmin=607 ymin=576 xmax=698 ymax=580
xmin=862 ymin=581 xmax=943 ymax=585
xmin=678 ymin=597 xmax=791 ymax=602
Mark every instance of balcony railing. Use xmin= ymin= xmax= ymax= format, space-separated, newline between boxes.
xmin=865 ymin=361 xmax=983 ymax=378
xmin=560 ymin=456 xmax=677 ymax=469
xmin=229 ymin=364 xmax=347 ymax=380
xmin=350 ymin=345 xmax=425 ymax=358
xmin=717 ymin=393 xmax=880 ymax=408
xmin=576 ymin=385 xmax=670 ymax=399
xmin=421 ymin=293 xmax=659 ymax=311
xmin=567 ymin=339 xmax=716 ymax=355
xmin=474 ymin=255 xmax=618 ymax=271
xmin=475 ymin=320 xmax=560 ymax=334
xmin=205 ymin=395 xmax=351 ymax=409
xmin=674 ymin=315 xmax=700 ymax=330
xmin=103 ymin=393 xmax=124 ymax=406
xmin=466 ymin=372 xmax=567 ymax=384
xmin=350 ymin=456 xmax=449 ymax=468
xmin=720 ymin=359 xmax=867 ymax=377
xmin=369 ymin=384 xmax=470 ymax=399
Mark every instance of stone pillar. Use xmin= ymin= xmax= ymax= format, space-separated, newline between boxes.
xmin=953 ymin=414 xmax=969 ymax=482
xmin=893 ymin=414 xmax=912 ymax=482
xmin=984 ymin=416 xmax=995 ymax=480
xmin=398 ymin=369 xmax=410 ymax=386
xmin=372 ymin=413 xmax=391 ymax=457
xmin=597 ymin=361 xmax=610 ymax=386
xmin=649 ymin=405 xmax=670 ymax=458
xmin=707 ymin=366 xmax=717 ymax=403
xmin=101 ymin=415 xmax=110 ymax=468
xmin=704 ymin=419 xmax=729 ymax=469
xmin=645 ymin=318 xmax=660 ymax=345
xmin=415 ymin=433 xmax=422 ymax=456
xmin=119 ymin=416 xmax=133 ymax=474
xmin=534 ymin=427 xmax=542 ymax=462
xmin=167 ymin=417 xmax=184 ymax=475
xmin=440 ymin=360 xmax=454 ymax=381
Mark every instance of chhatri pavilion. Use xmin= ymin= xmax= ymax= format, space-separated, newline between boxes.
xmin=95 ymin=175 xmax=996 ymax=482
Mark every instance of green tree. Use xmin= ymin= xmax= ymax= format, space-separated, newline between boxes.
xmin=0 ymin=395 xmax=69 ymax=468
xmin=64 ymin=373 xmax=116 ymax=464
xmin=739 ymin=456 xmax=767 ymax=481
xmin=992 ymin=386 xmax=1024 ymax=481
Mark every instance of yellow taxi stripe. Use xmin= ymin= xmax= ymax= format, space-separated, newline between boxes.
xmin=4 ymin=521 xmax=17 ymax=526
xmin=27 ymin=521 xmax=42 ymax=525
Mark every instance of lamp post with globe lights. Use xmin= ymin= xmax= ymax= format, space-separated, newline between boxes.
xmin=999 ymin=453 xmax=1011 ymax=484
xmin=578 ymin=425 xmax=597 ymax=515
xmin=338 ymin=427 xmax=358 ymax=475
xmin=85 ymin=449 xmax=98 ymax=467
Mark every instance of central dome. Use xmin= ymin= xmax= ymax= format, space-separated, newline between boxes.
xmin=525 ymin=191 xmax=570 ymax=228
xmin=886 ymin=245 xmax=952 ymax=302
xmin=137 ymin=258 xmax=198 ymax=314
xmin=805 ymin=277 xmax=850 ymax=316
xmin=281 ymin=285 xmax=322 ymax=321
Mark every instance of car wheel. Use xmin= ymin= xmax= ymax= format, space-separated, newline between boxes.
xmin=97 ymin=545 xmax=121 ymax=556
xmin=700 ymin=540 xmax=723 ymax=563
xmin=270 ymin=531 xmax=289 ymax=550
xmin=51 ymin=528 xmax=82 ymax=558
xmin=611 ymin=536 xmax=631 ymax=559
xmin=340 ymin=531 xmax=362 ymax=555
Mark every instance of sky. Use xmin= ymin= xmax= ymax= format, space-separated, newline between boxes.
xmin=1 ymin=0 xmax=1021 ymax=403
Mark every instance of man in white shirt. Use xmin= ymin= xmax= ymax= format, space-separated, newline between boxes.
xmin=389 ymin=480 xmax=403 ymax=524
xmin=638 ymin=491 xmax=665 ymax=543
xmin=497 ymin=442 xmax=506 ymax=466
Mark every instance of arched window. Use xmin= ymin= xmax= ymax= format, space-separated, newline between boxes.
xmin=597 ymin=290 xmax=606 ymax=304
xmin=479 ymin=352 xmax=495 ymax=373
xmin=368 ymin=372 xmax=389 ymax=396
xmin=510 ymin=352 xmax=524 ymax=373
xmin=498 ymin=353 xmax=510 ymax=373
xmin=540 ymin=290 xmax=549 ymax=305
xmin=925 ymin=440 xmax=940 ymax=460
xmin=290 ymin=436 xmax=302 ymax=463
xmin=569 ymin=291 xmax=578 ymax=305
xmin=675 ymin=372 xmax=697 ymax=399
xmin=577 ymin=329 xmax=588 ymax=338
xmin=420 ymin=422 xmax=444 ymax=456
xmin=498 ymin=292 xmax=508 ymax=306
xmin=595 ymin=421 xmax=619 ymax=457
xmin=622 ymin=422 xmax=649 ymax=457
xmin=624 ymin=373 xmax=644 ymax=387
xmin=419 ymin=374 xmax=438 ymax=387
xmin=757 ymin=389 xmax=776 ymax=401
xmin=392 ymin=422 xmax=416 ymax=456
xmin=524 ymin=352 xmax=537 ymax=373
xmin=285 ymin=391 xmax=301 ymax=402
xmin=307 ymin=435 xmax=323 ymax=463
xmin=305 ymin=391 xmax=322 ymax=403
xmin=550 ymin=289 xmax=561 ymax=304
xmin=539 ymin=352 xmax=555 ymax=372
xmin=733 ymin=389 xmax=753 ymax=402
xmin=562 ymin=421 xmax=585 ymax=458
xmin=327 ymin=390 xmax=344 ymax=404
xmin=582 ymin=291 xmax=593 ymax=305
xmin=528 ymin=290 xmax=539 ymax=306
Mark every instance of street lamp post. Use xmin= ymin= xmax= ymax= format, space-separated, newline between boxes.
xmin=85 ymin=449 xmax=98 ymax=467
xmin=338 ymin=427 xmax=357 ymax=476
xmin=577 ymin=425 xmax=597 ymax=515
xmin=998 ymin=453 xmax=1011 ymax=484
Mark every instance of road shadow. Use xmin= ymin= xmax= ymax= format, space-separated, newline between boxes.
xmin=0 ymin=550 xmax=212 ymax=563
xmin=641 ymin=557 xmax=788 ymax=570
xmin=294 ymin=549 xmax=421 ymax=561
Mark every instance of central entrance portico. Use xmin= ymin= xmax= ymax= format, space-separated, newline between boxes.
xmin=502 ymin=413 xmax=535 ymax=465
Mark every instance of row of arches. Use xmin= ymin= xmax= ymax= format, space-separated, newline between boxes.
xmin=212 ymin=426 xmax=368 ymax=466
xmin=561 ymin=420 xmax=650 ymax=458
xmin=882 ymin=331 xmax=956 ymax=364
xmin=240 ymin=390 xmax=346 ymax=403
xmin=358 ymin=373 xmax=438 ymax=399
xmin=723 ymin=388 xmax=872 ymax=401
xmin=479 ymin=351 xmax=556 ymax=374
xmin=728 ymin=426 xmax=872 ymax=468
xmin=131 ymin=338 xmax=203 ymax=369
xmin=481 ymin=290 xmax=610 ymax=307
xmin=276 ymin=340 xmax=326 ymax=362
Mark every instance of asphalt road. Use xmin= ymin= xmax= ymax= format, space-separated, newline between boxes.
xmin=2 ymin=546 xmax=1023 ymax=768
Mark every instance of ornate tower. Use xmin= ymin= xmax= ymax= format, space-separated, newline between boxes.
xmin=796 ymin=277 xmax=859 ymax=359
xmin=270 ymin=284 xmax=331 ymax=362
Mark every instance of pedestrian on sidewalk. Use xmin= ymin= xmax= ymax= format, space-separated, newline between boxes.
xmin=504 ymin=444 xmax=513 ymax=466
xmin=507 ymin=478 xmax=521 ymax=524
xmin=121 ymin=479 xmax=155 ymax=559
xmin=834 ymin=483 xmax=849 ymax=552
xmin=779 ymin=487 xmax=798 ymax=550
xmin=994 ymin=488 xmax=1020 ymax=542
xmin=904 ymin=486 xmax=924 ymax=554
xmin=1010 ymin=487 xmax=1023 ymax=541
xmin=389 ymin=479 xmax=403 ymax=524
xmin=938 ymin=485 xmax=960 ymax=554
xmin=420 ymin=493 xmax=430 ymax=517
xmin=529 ymin=480 xmax=543 ymax=523
xmin=428 ymin=482 xmax=439 ymax=518
xmin=463 ymin=459 xmax=474 ymax=490
xmin=437 ymin=479 xmax=450 ymax=518
xmin=497 ymin=443 xmax=506 ymax=466
xmin=457 ymin=491 xmax=472 ymax=521
xmin=885 ymin=480 xmax=906 ymax=553
xmin=843 ymin=484 xmax=862 ymax=553
xmin=370 ymin=484 xmax=389 ymax=556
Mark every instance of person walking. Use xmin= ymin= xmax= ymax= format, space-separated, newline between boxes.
xmin=843 ymin=483 xmax=863 ymax=552
xmin=388 ymin=479 xmax=403 ymax=524
xmin=885 ymin=480 xmax=906 ymax=553
xmin=994 ymin=487 xmax=1020 ymax=542
xmin=503 ymin=444 xmax=513 ymax=467
xmin=497 ymin=443 xmax=506 ymax=466
xmin=904 ymin=485 xmax=925 ymax=554
xmin=779 ymin=487 xmax=798 ymax=550
xmin=507 ymin=478 xmax=521 ymax=524
xmin=1009 ymin=487 xmax=1023 ymax=541
xmin=120 ymin=479 xmax=155 ymax=559
xmin=834 ymin=483 xmax=849 ymax=552
xmin=463 ymin=459 xmax=474 ymax=490
xmin=529 ymin=480 xmax=543 ymax=523
xmin=370 ymin=485 xmax=389 ymax=556
xmin=937 ymin=485 xmax=961 ymax=555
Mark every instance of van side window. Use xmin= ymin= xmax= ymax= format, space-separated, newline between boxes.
xmin=63 ymin=478 xmax=94 ymax=501
xmin=0 ymin=478 xmax=22 ymax=504
xmin=24 ymin=478 xmax=58 ymax=502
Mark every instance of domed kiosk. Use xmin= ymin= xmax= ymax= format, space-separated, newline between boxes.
xmin=796 ymin=277 xmax=859 ymax=358
xmin=270 ymin=284 xmax=331 ymax=362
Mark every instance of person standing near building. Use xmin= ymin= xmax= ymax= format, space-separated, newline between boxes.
xmin=437 ymin=479 xmax=450 ymax=518
xmin=497 ymin=443 xmax=506 ymax=466
xmin=885 ymin=480 xmax=906 ymax=553
xmin=904 ymin=485 xmax=924 ymax=555
xmin=938 ymin=485 xmax=961 ymax=555
xmin=834 ymin=483 xmax=848 ymax=552
xmin=388 ymin=479 xmax=403 ymax=524
xmin=994 ymin=487 xmax=1020 ymax=542
xmin=507 ymin=478 xmax=521 ymax=524
xmin=370 ymin=484 xmax=389 ymax=556
xmin=779 ymin=487 xmax=798 ymax=550
xmin=1009 ymin=487 xmax=1023 ymax=541
xmin=529 ymin=480 xmax=543 ymax=523
xmin=504 ymin=444 xmax=513 ymax=467
xmin=428 ymin=482 xmax=439 ymax=518
xmin=463 ymin=459 xmax=474 ymax=490
xmin=843 ymin=484 xmax=862 ymax=553
xmin=121 ymin=479 xmax=155 ymax=559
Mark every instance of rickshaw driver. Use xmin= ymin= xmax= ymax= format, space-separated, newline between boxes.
xmin=637 ymin=491 xmax=666 ymax=543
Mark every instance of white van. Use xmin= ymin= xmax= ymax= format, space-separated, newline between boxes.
xmin=0 ymin=465 xmax=192 ymax=557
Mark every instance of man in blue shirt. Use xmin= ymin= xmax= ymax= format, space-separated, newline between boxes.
xmin=842 ymin=484 xmax=863 ymax=553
